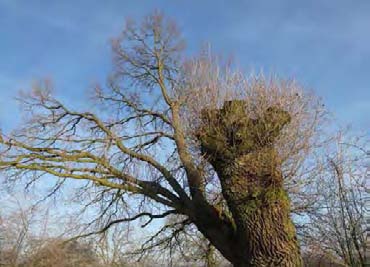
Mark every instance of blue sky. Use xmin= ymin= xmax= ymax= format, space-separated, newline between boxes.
xmin=0 ymin=0 xmax=369 ymax=132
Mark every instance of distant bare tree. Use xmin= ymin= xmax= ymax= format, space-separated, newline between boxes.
xmin=22 ymin=239 xmax=100 ymax=267
xmin=0 ymin=201 xmax=35 ymax=267
xmin=0 ymin=12 xmax=329 ymax=266
xmin=302 ymin=133 xmax=366 ymax=266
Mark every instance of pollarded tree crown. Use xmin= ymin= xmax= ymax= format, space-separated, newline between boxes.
xmin=197 ymin=100 xmax=291 ymax=166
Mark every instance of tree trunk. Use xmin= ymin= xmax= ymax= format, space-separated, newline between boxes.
xmin=218 ymin=148 xmax=302 ymax=267
xmin=197 ymin=100 xmax=303 ymax=267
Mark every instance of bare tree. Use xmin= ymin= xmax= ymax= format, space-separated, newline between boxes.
xmin=0 ymin=12 xmax=328 ymax=266
xmin=302 ymin=133 xmax=366 ymax=266
xmin=0 ymin=201 xmax=36 ymax=267
xmin=90 ymin=223 xmax=144 ymax=267
xmin=92 ymin=230 xmax=126 ymax=266
xmin=22 ymin=239 xmax=100 ymax=267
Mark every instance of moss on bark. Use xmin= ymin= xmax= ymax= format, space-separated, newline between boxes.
xmin=197 ymin=100 xmax=302 ymax=267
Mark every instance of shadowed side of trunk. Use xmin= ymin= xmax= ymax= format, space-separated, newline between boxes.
xmin=197 ymin=100 xmax=303 ymax=267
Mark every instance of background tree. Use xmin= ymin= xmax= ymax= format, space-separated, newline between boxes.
xmin=0 ymin=12 xmax=327 ymax=266
xmin=22 ymin=239 xmax=100 ymax=267
xmin=0 ymin=202 xmax=162 ymax=267
xmin=301 ymin=133 xmax=366 ymax=267
xmin=0 ymin=200 xmax=40 ymax=267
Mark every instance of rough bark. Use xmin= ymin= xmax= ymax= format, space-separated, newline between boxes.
xmin=197 ymin=100 xmax=303 ymax=267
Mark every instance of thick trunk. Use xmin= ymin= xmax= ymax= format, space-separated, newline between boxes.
xmin=217 ymin=148 xmax=302 ymax=267
xmin=197 ymin=100 xmax=303 ymax=266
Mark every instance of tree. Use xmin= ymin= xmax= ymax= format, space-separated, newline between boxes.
xmin=22 ymin=239 xmax=100 ymax=267
xmin=0 ymin=12 xmax=326 ymax=266
xmin=0 ymin=200 xmax=36 ymax=267
xmin=302 ymin=134 xmax=366 ymax=266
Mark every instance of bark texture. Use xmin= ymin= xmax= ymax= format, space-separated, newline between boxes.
xmin=198 ymin=100 xmax=303 ymax=267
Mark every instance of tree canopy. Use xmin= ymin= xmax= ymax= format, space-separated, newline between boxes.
xmin=0 ymin=12 xmax=365 ymax=267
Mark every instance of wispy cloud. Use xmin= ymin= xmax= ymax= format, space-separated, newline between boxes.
xmin=0 ymin=0 xmax=368 ymax=130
